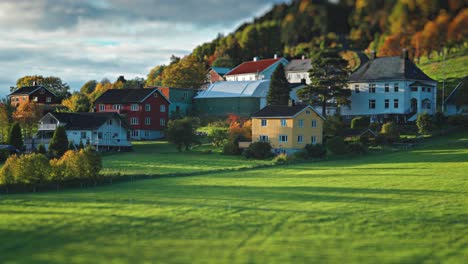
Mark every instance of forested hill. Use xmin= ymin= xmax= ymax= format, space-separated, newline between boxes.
xmin=190 ymin=0 xmax=466 ymax=68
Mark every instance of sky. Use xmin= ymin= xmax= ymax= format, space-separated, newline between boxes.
xmin=0 ymin=0 xmax=287 ymax=97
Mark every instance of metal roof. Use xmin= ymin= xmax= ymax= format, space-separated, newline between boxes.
xmin=194 ymin=80 xmax=270 ymax=99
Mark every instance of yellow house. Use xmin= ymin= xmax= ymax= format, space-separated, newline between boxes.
xmin=251 ymin=104 xmax=325 ymax=154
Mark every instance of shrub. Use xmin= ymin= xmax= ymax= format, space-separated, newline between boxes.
xmin=81 ymin=147 xmax=103 ymax=183
xmin=0 ymin=154 xmax=19 ymax=185
xmin=369 ymin=122 xmax=380 ymax=132
xmin=274 ymin=153 xmax=293 ymax=164
xmin=166 ymin=117 xmax=200 ymax=152
xmin=324 ymin=115 xmax=345 ymax=137
xmin=68 ymin=141 xmax=76 ymax=150
xmin=37 ymin=143 xmax=46 ymax=154
xmin=416 ymin=113 xmax=433 ymax=134
xmin=447 ymin=115 xmax=466 ymax=127
xmin=304 ymin=144 xmax=327 ymax=158
xmin=49 ymin=126 xmax=69 ymax=157
xmin=433 ymin=112 xmax=446 ymax=129
xmin=350 ymin=116 xmax=370 ymax=129
xmin=359 ymin=134 xmax=369 ymax=145
xmin=78 ymin=140 xmax=85 ymax=150
xmin=348 ymin=142 xmax=368 ymax=155
xmin=222 ymin=141 xmax=241 ymax=155
xmin=0 ymin=149 xmax=9 ymax=162
xmin=243 ymin=141 xmax=273 ymax=159
xmin=380 ymin=122 xmax=400 ymax=144
xmin=7 ymin=122 xmax=23 ymax=150
xmin=207 ymin=127 xmax=228 ymax=147
xmin=326 ymin=136 xmax=347 ymax=155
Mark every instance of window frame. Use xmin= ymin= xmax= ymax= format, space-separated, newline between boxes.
xmin=131 ymin=104 xmax=139 ymax=111
xmin=280 ymin=119 xmax=287 ymax=127
xmin=278 ymin=135 xmax=288 ymax=143
xmin=261 ymin=119 xmax=267 ymax=127
xmin=369 ymin=99 xmax=376 ymax=109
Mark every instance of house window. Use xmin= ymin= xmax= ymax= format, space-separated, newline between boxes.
xmin=153 ymin=93 xmax=158 ymax=98
xmin=259 ymin=135 xmax=269 ymax=142
xmin=306 ymin=110 xmax=311 ymax=114
xmin=394 ymin=83 xmax=399 ymax=92
xmin=369 ymin=84 xmax=376 ymax=93
xmin=394 ymin=99 xmax=399 ymax=108
xmin=131 ymin=104 xmax=139 ymax=111
xmin=81 ymin=132 xmax=86 ymax=139
xmin=311 ymin=136 xmax=317 ymax=144
xmin=279 ymin=135 xmax=288 ymax=142
xmin=385 ymin=84 xmax=389 ymax=92
xmin=145 ymin=117 xmax=151 ymax=125
xmin=411 ymin=87 xmax=418 ymax=92
xmin=311 ymin=120 xmax=317 ymax=128
xmin=422 ymin=87 xmax=426 ymax=92
xmin=369 ymin=99 xmax=376 ymax=109
xmin=98 ymin=132 xmax=103 ymax=139
xmin=113 ymin=104 xmax=122 ymax=110
xmin=160 ymin=105 xmax=166 ymax=112
xmin=107 ymin=119 xmax=112 ymax=125
xmin=160 ymin=118 xmax=166 ymax=126
xmin=297 ymin=135 xmax=303 ymax=143
xmin=385 ymin=99 xmax=389 ymax=109
xmin=145 ymin=104 xmax=151 ymax=111
xmin=298 ymin=119 xmax=304 ymax=128
xmin=354 ymin=85 xmax=360 ymax=93
xmin=261 ymin=119 xmax=267 ymax=127
xmin=281 ymin=119 xmax=287 ymax=127
xmin=131 ymin=130 xmax=139 ymax=137
xmin=99 ymin=104 xmax=105 ymax=111
xmin=427 ymin=87 xmax=432 ymax=93
xmin=33 ymin=96 xmax=38 ymax=102
xmin=46 ymin=97 xmax=52 ymax=103
xmin=131 ymin=117 xmax=139 ymax=125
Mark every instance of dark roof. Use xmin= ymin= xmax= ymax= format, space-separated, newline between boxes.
xmin=350 ymin=56 xmax=436 ymax=82
xmin=225 ymin=58 xmax=283 ymax=76
xmin=285 ymin=59 xmax=311 ymax=72
xmin=445 ymin=77 xmax=467 ymax=105
xmin=94 ymin=88 xmax=168 ymax=104
xmin=49 ymin=112 xmax=128 ymax=130
xmin=9 ymin=85 xmax=56 ymax=96
xmin=410 ymin=81 xmax=435 ymax=87
xmin=252 ymin=104 xmax=324 ymax=119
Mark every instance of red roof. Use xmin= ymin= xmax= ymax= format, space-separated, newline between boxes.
xmin=225 ymin=58 xmax=282 ymax=76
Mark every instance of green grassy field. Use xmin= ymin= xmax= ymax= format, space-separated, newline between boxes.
xmin=101 ymin=141 xmax=272 ymax=176
xmin=0 ymin=132 xmax=467 ymax=263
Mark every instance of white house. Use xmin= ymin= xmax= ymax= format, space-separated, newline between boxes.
xmin=444 ymin=77 xmax=468 ymax=116
xmin=36 ymin=112 xmax=132 ymax=151
xmin=341 ymin=50 xmax=437 ymax=122
xmin=224 ymin=56 xmax=289 ymax=81
xmin=285 ymin=56 xmax=312 ymax=84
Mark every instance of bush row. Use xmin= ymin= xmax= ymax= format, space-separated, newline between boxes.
xmin=0 ymin=147 xmax=102 ymax=188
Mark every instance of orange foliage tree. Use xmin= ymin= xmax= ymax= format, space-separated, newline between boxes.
xmin=13 ymin=102 xmax=43 ymax=138
xmin=448 ymin=8 xmax=468 ymax=50
xmin=378 ymin=34 xmax=403 ymax=57
xmin=226 ymin=114 xmax=252 ymax=142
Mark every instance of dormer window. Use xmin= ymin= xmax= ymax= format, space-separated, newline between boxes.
xmin=46 ymin=97 xmax=51 ymax=103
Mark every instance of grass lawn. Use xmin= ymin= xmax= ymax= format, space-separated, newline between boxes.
xmin=101 ymin=141 xmax=272 ymax=176
xmin=0 ymin=132 xmax=467 ymax=263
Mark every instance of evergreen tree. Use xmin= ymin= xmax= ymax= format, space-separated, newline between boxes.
xmin=37 ymin=143 xmax=46 ymax=154
xmin=267 ymin=64 xmax=290 ymax=105
xmin=49 ymin=126 xmax=68 ymax=157
xmin=297 ymin=42 xmax=351 ymax=116
xmin=78 ymin=141 xmax=85 ymax=150
xmin=7 ymin=122 xmax=23 ymax=150
xmin=68 ymin=141 xmax=75 ymax=150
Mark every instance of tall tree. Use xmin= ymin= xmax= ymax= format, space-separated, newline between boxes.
xmin=161 ymin=56 xmax=206 ymax=88
xmin=15 ymin=75 xmax=71 ymax=101
xmin=62 ymin=93 xmax=91 ymax=112
xmin=267 ymin=64 xmax=290 ymax=105
xmin=146 ymin=65 xmax=166 ymax=87
xmin=12 ymin=102 xmax=43 ymax=138
xmin=49 ymin=126 xmax=69 ymax=157
xmin=80 ymin=80 xmax=97 ymax=94
xmin=0 ymin=103 xmax=12 ymax=143
xmin=7 ymin=122 xmax=23 ymax=150
xmin=166 ymin=117 xmax=200 ymax=152
xmin=297 ymin=43 xmax=351 ymax=116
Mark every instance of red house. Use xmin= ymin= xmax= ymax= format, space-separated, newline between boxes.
xmin=8 ymin=85 xmax=58 ymax=107
xmin=94 ymin=88 xmax=170 ymax=140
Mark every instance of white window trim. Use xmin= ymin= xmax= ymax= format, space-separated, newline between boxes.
xmin=131 ymin=104 xmax=139 ymax=111
xmin=145 ymin=117 xmax=151 ymax=125
xmin=131 ymin=117 xmax=139 ymax=125
xmin=279 ymin=135 xmax=288 ymax=143
xmin=145 ymin=104 xmax=151 ymax=111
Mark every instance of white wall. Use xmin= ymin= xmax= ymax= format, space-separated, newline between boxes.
xmin=287 ymin=71 xmax=310 ymax=84
xmin=225 ymin=73 xmax=261 ymax=81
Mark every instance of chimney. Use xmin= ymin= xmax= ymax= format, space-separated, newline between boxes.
xmin=401 ymin=48 xmax=409 ymax=60
xmin=301 ymin=55 xmax=305 ymax=60
xmin=253 ymin=57 xmax=258 ymax=62
xmin=370 ymin=50 xmax=377 ymax=60
xmin=288 ymin=99 xmax=295 ymax=107
xmin=274 ymin=54 xmax=278 ymax=59
xmin=32 ymin=81 xmax=36 ymax=86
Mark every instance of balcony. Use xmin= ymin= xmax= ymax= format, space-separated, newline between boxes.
xmin=38 ymin=124 xmax=57 ymax=130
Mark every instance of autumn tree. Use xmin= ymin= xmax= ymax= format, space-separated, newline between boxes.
xmin=267 ymin=64 xmax=290 ymax=105
xmin=146 ymin=65 xmax=166 ymax=87
xmin=161 ymin=56 xmax=206 ymax=88
xmin=88 ymin=79 xmax=113 ymax=104
xmin=421 ymin=20 xmax=439 ymax=59
xmin=297 ymin=42 xmax=351 ymax=116
xmin=13 ymin=102 xmax=43 ymax=138
xmin=379 ymin=34 xmax=403 ymax=57
xmin=15 ymin=75 xmax=71 ymax=101
xmin=410 ymin=31 xmax=424 ymax=63
xmin=62 ymin=93 xmax=91 ymax=112
xmin=0 ymin=103 xmax=12 ymax=143
xmin=80 ymin=80 xmax=97 ymax=94
xmin=447 ymin=8 xmax=468 ymax=50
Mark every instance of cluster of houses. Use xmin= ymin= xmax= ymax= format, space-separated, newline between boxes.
xmin=8 ymin=49 xmax=467 ymax=154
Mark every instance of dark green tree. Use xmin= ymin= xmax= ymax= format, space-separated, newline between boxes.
xmin=297 ymin=42 xmax=351 ymax=116
xmin=267 ymin=64 xmax=290 ymax=105
xmin=166 ymin=117 xmax=200 ymax=152
xmin=37 ymin=143 xmax=46 ymax=154
xmin=7 ymin=122 xmax=23 ymax=150
xmin=49 ymin=126 xmax=69 ymax=157
xmin=68 ymin=141 xmax=75 ymax=150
